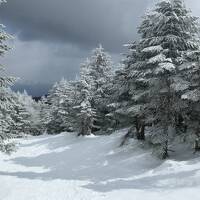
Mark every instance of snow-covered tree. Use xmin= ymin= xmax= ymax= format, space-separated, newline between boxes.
xmin=110 ymin=42 xmax=148 ymax=139
xmin=180 ymin=50 xmax=200 ymax=151
xmin=39 ymin=96 xmax=51 ymax=134
xmin=0 ymin=5 xmax=16 ymax=153
xmin=115 ymin=0 xmax=200 ymax=158
xmin=11 ymin=91 xmax=37 ymax=136
xmin=46 ymin=79 xmax=78 ymax=134
xmin=0 ymin=88 xmax=15 ymax=139
xmin=144 ymin=0 xmax=199 ymax=158
xmin=88 ymin=45 xmax=113 ymax=107
xmin=82 ymin=45 xmax=113 ymax=132
xmin=75 ymin=59 xmax=97 ymax=136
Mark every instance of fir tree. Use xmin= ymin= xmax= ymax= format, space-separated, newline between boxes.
xmin=75 ymin=59 xmax=97 ymax=136
xmin=82 ymin=45 xmax=113 ymax=132
xmin=117 ymin=0 xmax=200 ymax=158
xmin=46 ymin=79 xmax=77 ymax=134
xmin=180 ymin=49 xmax=200 ymax=151
xmin=11 ymin=91 xmax=33 ymax=136
xmin=39 ymin=96 xmax=51 ymax=134
xmin=0 ymin=5 xmax=16 ymax=152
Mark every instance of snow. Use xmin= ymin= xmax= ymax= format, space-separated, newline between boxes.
xmin=158 ymin=62 xmax=175 ymax=71
xmin=142 ymin=45 xmax=163 ymax=53
xmin=182 ymin=89 xmax=200 ymax=102
xmin=1 ymin=130 xmax=200 ymax=200
xmin=171 ymin=77 xmax=190 ymax=92
xmin=147 ymin=54 xmax=166 ymax=64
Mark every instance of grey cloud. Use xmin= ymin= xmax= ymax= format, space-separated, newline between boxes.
xmin=0 ymin=0 xmax=150 ymax=52
xmin=2 ymin=39 xmax=89 ymax=83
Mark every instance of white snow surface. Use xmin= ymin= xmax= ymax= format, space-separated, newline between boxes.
xmin=142 ymin=45 xmax=163 ymax=53
xmin=1 ymin=130 xmax=200 ymax=200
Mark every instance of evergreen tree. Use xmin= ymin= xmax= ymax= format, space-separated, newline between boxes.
xmin=0 ymin=7 xmax=16 ymax=152
xmin=82 ymin=45 xmax=113 ymax=132
xmin=39 ymin=96 xmax=51 ymax=134
xmin=180 ymin=49 xmax=200 ymax=151
xmin=0 ymin=88 xmax=15 ymax=139
xmin=111 ymin=42 xmax=148 ymax=138
xmin=116 ymin=0 xmax=200 ymax=158
xmin=88 ymin=45 xmax=113 ymax=106
xmin=11 ymin=91 xmax=34 ymax=136
xmin=75 ymin=59 xmax=97 ymax=136
xmin=46 ymin=79 xmax=77 ymax=134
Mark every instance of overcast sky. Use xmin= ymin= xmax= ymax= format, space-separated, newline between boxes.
xmin=0 ymin=0 xmax=199 ymax=95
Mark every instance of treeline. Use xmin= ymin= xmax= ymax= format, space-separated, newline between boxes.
xmin=1 ymin=0 xmax=200 ymax=158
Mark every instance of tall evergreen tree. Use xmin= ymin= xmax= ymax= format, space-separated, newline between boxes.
xmin=84 ymin=45 xmax=113 ymax=132
xmin=180 ymin=48 xmax=200 ymax=151
xmin=0 ymin=3 xmax=16 ymax=152
xmin=75 ymin=59 xmax=97 ymax=136
xmin=116 ymin=0 xmax=200 ymax=158
xmin=88 ymin=45 xmax=113 ymax=106
xmin=76 ymin=45 xmax=114 ymax=135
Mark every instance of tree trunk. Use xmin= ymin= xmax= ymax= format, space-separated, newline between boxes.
xmin=136 ymin=116 xmax=145 ymax=141
xmin=138 ymin=123 xmax=145 ymax=140
xmin=120 ymin=126 xmax=135 ymax=146
xmin=194 ymin=125 xmax=200 ymax=153
xmin=78 ymin=119 xmax=87 ymax=136
xmin=161 ymin=126 xmax=169 ymax=159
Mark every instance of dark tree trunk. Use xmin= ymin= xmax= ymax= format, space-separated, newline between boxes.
xmin=120 ymin=126 xmax=135 ymax=147
xmin=194 ymin=140 xmax=200 ymax=152
xmin=175 ymin=113 xmax=187 ymax=134
xmin=138 ymin=123 xmax=145 ymax=140
xmin=161 ymin=126 xmax=169 ymax=160
xmin=162 ymin=141 xmax=169 ymax=159
xmin=136 ymin=116 xmax=145 ymax=141
xmin=194 ymin=125 xmax=200 ymax=153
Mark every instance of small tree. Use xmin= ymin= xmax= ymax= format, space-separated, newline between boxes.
xmin=46 ymin=79 xmax=77 ymax=134
xmin=39 ymin=96 xmax=51 ymax=134
xmin=11 ymin=91 xmax=33 ymax=136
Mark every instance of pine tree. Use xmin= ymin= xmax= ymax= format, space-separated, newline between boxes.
xmin=0 ymin=6 xmax=16 ymax=153
xmin=88 ymin=45 xmax=113 ymax=106
xmin=0 ymin=88 xmax=15 ymax=139
xmin=82 ymin=45 xmax=113 ymax=132
xmin=46 ymin=79 xmax=77 ymax=134
xmin=56 ymin=80 xmax=78 ymax=133
xmin=111 ymin=42 xmax=148 ymax=140
xmin=75 ymin=59 xmax=97 ymax=136
xmin=180 ymin=49 xmax=200 ymax=151
xmin=10 ymin=91 xmax=33 ymax=136
xmin=116 ymin=0 xmax=200 ymax=158
xmin=39 ymin=96 xmax=51 ymax=134
xmin=47 ymin=81 xmax=65 ymax=134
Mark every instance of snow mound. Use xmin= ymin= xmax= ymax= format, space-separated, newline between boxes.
xmin=0 ymin=130 xmax=200 ymax=200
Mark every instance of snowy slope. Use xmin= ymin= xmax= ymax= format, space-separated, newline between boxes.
xmin=0 ymin=130 xmax=200 ymax=200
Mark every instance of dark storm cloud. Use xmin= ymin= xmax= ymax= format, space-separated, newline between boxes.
xmin=0 ymin=0 xmax=150 ymax=52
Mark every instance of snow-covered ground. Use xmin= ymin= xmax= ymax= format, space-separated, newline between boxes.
xmin=0 ymin=130 xmax=200 ymax=200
